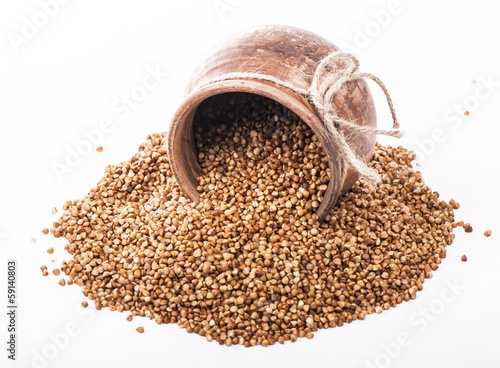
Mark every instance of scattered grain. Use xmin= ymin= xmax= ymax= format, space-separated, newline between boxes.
xmin=48 ymin=93 xmax=459 ymax=347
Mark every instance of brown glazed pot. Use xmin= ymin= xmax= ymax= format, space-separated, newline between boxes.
xmin=167 ymin=25 xmax=377 ymax=221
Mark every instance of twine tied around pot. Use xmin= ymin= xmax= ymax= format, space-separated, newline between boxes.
xmin=206 ymin=51 xmax=404 ymax=183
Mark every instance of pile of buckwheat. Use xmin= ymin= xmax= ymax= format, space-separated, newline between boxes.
xmin=45 ymin=93 xmax=459 ymax=347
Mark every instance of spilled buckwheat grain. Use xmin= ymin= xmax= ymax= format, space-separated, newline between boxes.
xmin=48 ymin=93 xmax=458 ymax=347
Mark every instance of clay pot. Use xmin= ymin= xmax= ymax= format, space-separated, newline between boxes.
xmin=167 ymin=25 xmax=376 ymax=220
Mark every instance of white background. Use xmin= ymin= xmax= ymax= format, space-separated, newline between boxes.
xmin=1 ymin=1 xmax=499 ymax=367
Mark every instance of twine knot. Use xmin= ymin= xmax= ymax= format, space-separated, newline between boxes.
xmin=307 ymin=51 xmax=403 ymax=183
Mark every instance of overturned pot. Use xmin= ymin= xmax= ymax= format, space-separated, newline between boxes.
xmin=167 ymin=25 xmax=377 ymax=221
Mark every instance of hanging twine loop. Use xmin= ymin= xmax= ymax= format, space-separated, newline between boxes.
xmin=307 ymin=51 xmax=403 ymax=183
xmin=202 ymin=50 xmax=403 ymax=183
